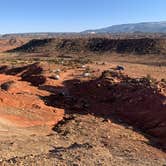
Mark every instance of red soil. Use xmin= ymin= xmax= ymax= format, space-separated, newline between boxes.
xmin=0 ymin=62 xmax=166 ymax=150
xmin=45 ymin=70 xmax=166 ymax=149
xmin=0 ymin=38 xmax=29 ymax=52
xmin=0 ymin=63 xmax=64 ymax=128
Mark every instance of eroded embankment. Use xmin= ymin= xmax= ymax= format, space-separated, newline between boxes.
xmin=0 ymin=62 xmax=166 ymax=150
xmin=8 ymin=37 xmax=166 ymax=55
xmin=0 ymin=62 xmax=64 ymax=128
xmin=43 ymin=70 xmax=166 ymax=149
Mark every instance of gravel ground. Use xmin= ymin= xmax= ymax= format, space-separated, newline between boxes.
xmin=0 ymin=114 xmax=166 ymax=166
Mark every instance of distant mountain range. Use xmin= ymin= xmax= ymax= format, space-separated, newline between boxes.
xmin=0 ymin=32 xmax=77 ymax=39
xmin=1 ymin=21 xmax=166 ymax=37
xmin=83 ymin=21 xmax=166 ymax=34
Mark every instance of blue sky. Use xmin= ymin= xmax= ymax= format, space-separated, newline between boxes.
xmin=0 ymin=0 xmax=166 ymax=33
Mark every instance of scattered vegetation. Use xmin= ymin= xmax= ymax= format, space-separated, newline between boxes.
xmin=7 ymin=37 xmax=166 ymax=55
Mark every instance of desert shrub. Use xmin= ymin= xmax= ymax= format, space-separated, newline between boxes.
xmin=161 ymin=78 xmax=166 ymax=83
xmin=145 ymin=74 xmax=157 ymax=85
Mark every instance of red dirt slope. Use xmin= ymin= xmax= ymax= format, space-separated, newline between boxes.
xmin=0 ymin=62 xmax=166 ymax=150
xmin=0 ymin=63 xmax=64 ymax=128
xmin=44 ymin=70 xmax=166 ymax=149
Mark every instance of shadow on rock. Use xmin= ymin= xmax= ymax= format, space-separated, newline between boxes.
xmin=1 ymin=62 xmax=46 ymax=86
xmin=41 ymin=70 xmax=166 ymax=151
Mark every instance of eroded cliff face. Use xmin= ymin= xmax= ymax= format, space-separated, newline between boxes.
xmin=8 ymin=37 xmax=166 ymax=55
